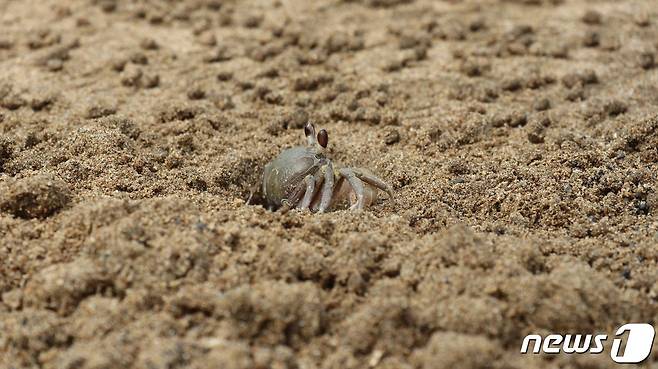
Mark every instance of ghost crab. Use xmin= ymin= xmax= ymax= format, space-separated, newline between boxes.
xmin=261 ymin=123 xmax=393 ymax=212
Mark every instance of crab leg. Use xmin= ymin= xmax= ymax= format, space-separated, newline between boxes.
xmin=284 ymin=183 xmax=305 ymax=209
xmin=339 ymin=168 xmax=366 ymax=210
xmin=317 ymin=162 xmax=335 ymax=213
xmin=352 ymin=169 xmax=394 ymax=198
xmin=298 ymin=174 xmax=317 ymax=210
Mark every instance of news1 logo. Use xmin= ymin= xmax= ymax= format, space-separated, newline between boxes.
xmin=520 ymin=323 xmax=656 ymax=364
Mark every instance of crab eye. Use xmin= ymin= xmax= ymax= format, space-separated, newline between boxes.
xmin=317 ymin=129 xmax=328 ymax=148
xmin=304 ymin=122 xmax=314 ymax=137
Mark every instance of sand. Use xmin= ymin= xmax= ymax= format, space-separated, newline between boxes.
xmin=1 ymin=0 xmax=658 ymax=368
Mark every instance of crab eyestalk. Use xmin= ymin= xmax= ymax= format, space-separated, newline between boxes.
xmin=304 ymin=122 xmax=317 ymax=146
xmin=304 ymin=122 xmax=329 ymax=152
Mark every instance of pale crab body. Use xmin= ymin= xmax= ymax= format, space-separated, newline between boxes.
xmin=262 ymin=123 xmax=392 ymax=212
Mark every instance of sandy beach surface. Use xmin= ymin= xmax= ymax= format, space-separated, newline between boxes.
xmin=1 ymin=0 xmax=658 ymax=368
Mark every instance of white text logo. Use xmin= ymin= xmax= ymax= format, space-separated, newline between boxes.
xmin=520 ymin=323 xmax=655 ymax=364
